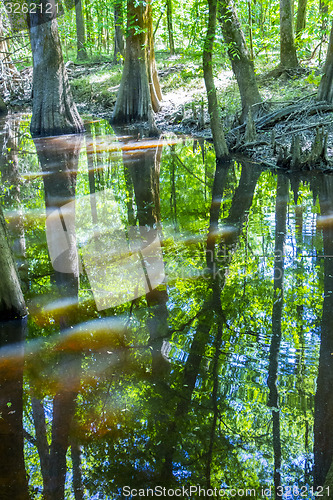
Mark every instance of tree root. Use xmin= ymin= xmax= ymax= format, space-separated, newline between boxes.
xmin=276 ymin=126 xmax=328 ymax=170
xmin=228 ymin=97 xmax=333 ymax=171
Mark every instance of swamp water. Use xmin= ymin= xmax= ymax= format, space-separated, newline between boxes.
xmin=0 ymin=114 xmax=332 ymax=499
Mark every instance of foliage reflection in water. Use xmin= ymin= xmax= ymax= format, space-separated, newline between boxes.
xmin=0 ymin=114 xmax=332 ymax=499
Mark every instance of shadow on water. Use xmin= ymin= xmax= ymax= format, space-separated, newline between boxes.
xmin=1 ymin=114 xmax=333 ymax=498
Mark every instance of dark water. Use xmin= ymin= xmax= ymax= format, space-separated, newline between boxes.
xmin=0 ymin=113 xmax=333 ymax=499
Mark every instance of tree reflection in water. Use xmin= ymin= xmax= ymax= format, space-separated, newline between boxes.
xmin=32 ymin=135 xmax=82 ymax=500
xmin=267 ymin=174 xmax=288 ymax=497
xmin=2 ymin=115 xmax=333 ymax=497
xmin=314 ymin=176 xmax=333 ymax=491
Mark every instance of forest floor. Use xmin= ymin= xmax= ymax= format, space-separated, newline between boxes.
xmin=67 ymin=52 xmax=333 ymax=172
xmin=9 ymin=51 xmax=333 ymax=172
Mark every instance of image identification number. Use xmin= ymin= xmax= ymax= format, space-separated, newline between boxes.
xmin=276 ymin=486 xmax=330 ymax=497
xmin=4 ymin=2 xmax=59 ymax=14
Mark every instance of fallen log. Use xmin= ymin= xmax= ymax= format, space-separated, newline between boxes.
xmin=228 ymin=100 xmax=333 ymax=139
xmin=255 ymin=101 xmax=333 ymax=129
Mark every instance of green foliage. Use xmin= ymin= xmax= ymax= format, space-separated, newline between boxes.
xmin=70 ymin=66 xmax=122 ymax=109
xmin=305 ymin=69 xmax=321 ymax=87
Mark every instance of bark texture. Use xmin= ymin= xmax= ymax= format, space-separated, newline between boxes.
xmin=0 ymin=96 xmax=7 ymax=114
xmin=280 ymin=0 xmax=299 ymax=68
xmin=112 ymin=0 xmax=161 ymax=123
xmin=1 ymin=118 xmax=28 ymax=290
xmin=29 ymin=1 xmax=84 ymax=137
xmin=218 ymin=0 xmax=262 ymax=122
xmin=71 ymin=439 xmax=84 ymax=500
xmin=319 ymin=0 xmax=329 ymax=30
xmin=318 ymin=21 xmax=333 ymax=103
xmin=203 ymin=0 xmax=229 ymax=159
xmin=0 ymin=206 xmax=27 ymax=320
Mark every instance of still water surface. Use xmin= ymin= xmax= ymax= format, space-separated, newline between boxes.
xmin=0 ymin=114 xmax=333 ymax=499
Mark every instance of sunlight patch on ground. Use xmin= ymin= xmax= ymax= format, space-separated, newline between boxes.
xmin=161 ymin=69 xmax=234 ymax=111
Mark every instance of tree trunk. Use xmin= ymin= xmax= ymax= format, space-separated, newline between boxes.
xmin=267 ymin=174 xmax=289 ymax=495
xmin=75 ymin=0 xmax=88 ymax=60
xmin=203 ymin=0 xmax=229 ymax=160
xmin=126 ymin=141 xmax=170 ymax=380
xmin=280 ymin=0 xmax=299 ymax=68
xmin=71 ymin=438 xmax=84 ymax=500
xmin=0 ymin=96 xmax=7 ymax=114
xmin=295 ymin=0 xmax=307 ymax=39
xmin=318 ymin=21 xmax=333 ymax=102
xmin=160 ymin=310 xmax=212 ymax=484
xmin=0 ymin=206 xmax=27 ymax=320
xmin=0 ymin=319 xmax=30 ymax=500
xmin=319 ymin=0 xmax=328 ymax=31
xmin=248 ymin=0 xmax=254 ymax=59
xmin=146 ymin=0 xmax=162 ymax=108
xmin=217 ymin=0 xmax=262 ymax=122
xmin=31 ymin=397 xmax=51 ymax=490
xmin=1 ymin=118 xmax=28 ymax=290
xmin=29 ymin=1 xmax=84 ymax=137
xmin=112 ymin=0 xmax=161 ymax=123
xmin=314 ymin=176 xmax=333 ymax=488
xmin=32 ymin=137 xmax=82 ymax=500
xmin=113 ymin=0 xmax=125 ymax=63
xmin=47 ymin=392 xmax=77 ymax=500
xmin=166 ymin=0 xmax=175 ymax=55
